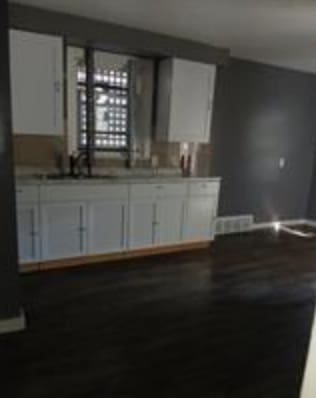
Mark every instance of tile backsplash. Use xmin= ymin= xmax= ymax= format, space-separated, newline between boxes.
xmin=14 ymin=135 xmax=66 ymax=169
xmin=13 ymin=134 xmax=211 ymax=177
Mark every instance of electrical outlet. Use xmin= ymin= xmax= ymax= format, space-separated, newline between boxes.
xmin=279 ymin=157 xmax=286 ymax=169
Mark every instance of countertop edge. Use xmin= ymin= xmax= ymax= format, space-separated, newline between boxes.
xmin=15 ymin=176 xmax=222 ymax=186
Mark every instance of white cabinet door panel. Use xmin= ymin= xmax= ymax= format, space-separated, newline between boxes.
xmin=169 ymin=59 xmax=212 ymax=142
xmin=88 ymin=201 xmax=126 ymax=254
xmin=184 ymin=196 xmax=216 ymax=241
xmin=157 ymin=198 xmax=184 ymax=245
xmin=157 ymin=58 xmax=216 ymax=143
xmin=129 ymin=200 xmax=155 ymax=249
xmin=17 ymin=205 xmax=40 ymax=264
xmin=10 ymin=30 xmax=63 ymax=135
xmin=188 ymin=181 xmax=219 ymax=197
xmin=41 ymin=203 xmax=86 ymax=261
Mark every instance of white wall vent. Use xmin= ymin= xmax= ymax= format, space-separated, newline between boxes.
xmin=215 ymin=215 xmax=254 ymax=235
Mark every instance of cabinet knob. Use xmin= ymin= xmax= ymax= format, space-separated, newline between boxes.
xmin=54 ymin=81 xmax=62 ymax=93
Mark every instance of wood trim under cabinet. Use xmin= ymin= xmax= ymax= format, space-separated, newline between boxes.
xmin=19 ymin=240 xmax=212 ymax=274
xmin=20 ymin=262 xmax=40 ymax=274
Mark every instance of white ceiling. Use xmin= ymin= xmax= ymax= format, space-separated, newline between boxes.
xmin=9 ymin=0 xmax=316 ymax=74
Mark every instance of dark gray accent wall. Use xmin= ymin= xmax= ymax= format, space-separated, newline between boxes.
xmin=9 ymin=3 xmax=229 ymax=65
xmin=0 ymin=0 xmax=20 ymax=319
xmin=211 ymin=58 xmax=316 ymax=223
xmin=307 ymin=156 xmax=316 ymax=220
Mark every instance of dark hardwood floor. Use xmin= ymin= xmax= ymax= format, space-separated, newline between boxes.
xmin=1 ymin=229 xmax=316 ymax=397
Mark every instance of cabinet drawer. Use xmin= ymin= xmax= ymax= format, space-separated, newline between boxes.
xmin=188 ymin=181 xmax=219 ymax=197
xmin=16 ymin=185 xmax=39 ymax=203
xmin=130 ymin=183 xmax=187 ymax=199
xmin=40 ymin=184 xmax=129 ymax=202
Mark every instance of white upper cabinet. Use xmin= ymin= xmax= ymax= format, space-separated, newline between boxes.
xmin=156 ymin=58 xmax=216 ymax=143
xmin=9 ymin=30 xmax=64 ymax=135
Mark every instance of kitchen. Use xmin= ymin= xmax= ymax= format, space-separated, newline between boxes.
xmin=13 ymin=31 xmax=221 ymax=272
xmin=3 ymin=2 xmax=316 ymax=397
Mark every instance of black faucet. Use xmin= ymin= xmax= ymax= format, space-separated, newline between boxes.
xmin=69 ymin=151 xmax=92 ymax=178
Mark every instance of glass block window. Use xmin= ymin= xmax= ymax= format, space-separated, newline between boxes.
xmin=77 ymin=66 xmax=129 ymax=151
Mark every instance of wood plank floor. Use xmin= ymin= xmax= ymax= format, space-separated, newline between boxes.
xmin=1 ymin=229 xmax=316 ymax=397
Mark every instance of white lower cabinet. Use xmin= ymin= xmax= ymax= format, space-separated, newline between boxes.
xmin=41 ymin=202 xmax=86 ymax=261
xmin=184 ymin=195 xmax=217 ymax=241
xmin=156 ymin=198 xmax=185 ymax=245
xmin=129 ymin=183 xmax=187 ymax=249
xmin=88 ymin=201 xmax=127 ymax=254
xmin=129 ymin=199 xmax=156 ymax=249
xmin=16 ymin=179 xmax=220 ymax=266
xmin=17 ymin=205 xmax=40 ymax=263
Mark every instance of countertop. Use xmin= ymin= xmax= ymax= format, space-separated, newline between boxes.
xmin=16 ymin=175 xmax=221 ymax=186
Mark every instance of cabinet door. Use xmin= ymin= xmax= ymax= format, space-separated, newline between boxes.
xmin=156 ymin=198 xmax=185 ymax=246
xmin=17 ymin=205 xmax=40 ymax=264
xmin=88 ymin=201 xmax=126 ymax=255
xmin=169 ymin=59 xmax=216 ymax=143
xmin=184 ymin=196 xmax=216 ymax=242
xmin=10 ymin=30 xmax=63 ymax=135
xmin=129 ymin=200 xmax=156 ymax=249
xmin=41 ymin=203 xmax=86 ymax=261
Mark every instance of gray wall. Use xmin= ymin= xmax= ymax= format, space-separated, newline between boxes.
xmin=307 ymin=156 xmax=316 ymax=220
xmin=211 ymin=58 xmax=316 ymax=223
xmin=0 ymin=0 xmax=20 ymax=319
xmin=9 ymin=3 xmax=229 ymax=65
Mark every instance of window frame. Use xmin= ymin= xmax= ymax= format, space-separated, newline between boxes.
xmin=77 ymin=64 xmax=131 ymax=154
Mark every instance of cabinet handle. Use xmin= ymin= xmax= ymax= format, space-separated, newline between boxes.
xmin=79 ymin=207 xmax=85 ymax=253
xmin=180 ymin=201 xmax=185 ymax=241
xmin=152 ymin=203 xmax=158 ymax=244
xmin=30 ymin=209 xmax=36 ymax=260
xmin=79 ymin=229 xmax=84 ymax=252
xmin=121 ymin=205 xmax=125 ymax=248
xmin=53 ymin=78 xmax=62 ymax=130
xmin=54 ymin=81 xmax=62 ymax=93
xmin=16 ymin=189 xmax=22 ymax=194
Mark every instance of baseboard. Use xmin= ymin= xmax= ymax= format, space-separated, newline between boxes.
xmin=305 ymin=219 xmax=316 ymax=228
xmin=252 ymin=219 xmax=307 ymax=230
xmin=0 ymin=309 xmax=26 ymax=335
xmin=216 ymin=216 xmax=307 ymax=235
xmin=215 ymin=215 xmax=254 ymax=235
xmin=20 ymin=241 xmax=212 ymax=274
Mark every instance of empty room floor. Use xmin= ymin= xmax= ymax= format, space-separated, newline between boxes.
xmin=1 ymin=229 xmax=316 ymax=398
